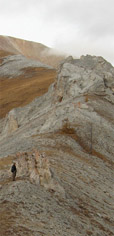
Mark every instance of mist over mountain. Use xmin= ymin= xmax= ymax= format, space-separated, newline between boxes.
xmin=0 ymin=36 xmax=114 ymax=236
xmin=0 ymin=35 xmax=65 ymax=68
xmin=0 ymin=36 xmax=65 ymax=118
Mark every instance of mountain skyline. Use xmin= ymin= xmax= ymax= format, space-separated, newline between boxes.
xmin=0 ymin=0 xmax=114 ymax=65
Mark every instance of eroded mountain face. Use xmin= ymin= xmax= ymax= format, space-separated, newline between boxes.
xmin=0 ymin=55 xmax=114 ymax=236
xmin=0 ymin=35 xmax=65 ymax=67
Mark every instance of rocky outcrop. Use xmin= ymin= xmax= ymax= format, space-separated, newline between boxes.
xmin=53 ymin=55 xmax=114 ymax=103
xmin=0 ymin=55 xmax=114 ymax=236
xmin=2 ymin=109 xmax=18 ymax=136
xmin=0 ymin=55 xmax=114 ymax=160
xmin=16 ymin=150 xmax=65 ymax=197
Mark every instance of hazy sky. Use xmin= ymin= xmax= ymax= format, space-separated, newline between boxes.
xmin=0 ymin=0 xmax=114 ymax=65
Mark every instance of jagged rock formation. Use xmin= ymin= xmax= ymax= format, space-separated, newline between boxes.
xmin=1 ymin=55 xmax=113 ymax=157
xmin=0 ymin=55 xmax=114 ymax=236
xmin=54 ymin=55 xmax=114 ymax=102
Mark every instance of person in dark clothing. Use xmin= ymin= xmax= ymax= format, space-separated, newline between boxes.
xmin=11 ymin=163 xmax=17 ymax=181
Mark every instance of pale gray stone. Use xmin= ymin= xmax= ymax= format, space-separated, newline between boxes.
xmin=0 ymin=55 xmax=114 ymax=236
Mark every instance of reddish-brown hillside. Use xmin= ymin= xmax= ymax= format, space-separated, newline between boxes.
xmin=0 ymin=36 xmax=65 ymax=68
xmin=0 ymin=36 xmax=59 ymax=118
xmin=0 ymin=67 xmax=56 ymax=118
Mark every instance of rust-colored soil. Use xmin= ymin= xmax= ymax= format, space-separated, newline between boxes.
xmin=0 ymin=67 xmax=56 ymax=118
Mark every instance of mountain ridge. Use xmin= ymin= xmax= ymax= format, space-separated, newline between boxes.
xmin=0 ymin=39 xmax=114 ymax=235
xmin=0 ymin=35 xmax=65 ymax=68
xmin=0 ymin=36 xmax=58 ymax=118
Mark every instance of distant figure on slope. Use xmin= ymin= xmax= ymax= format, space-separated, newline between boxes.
xmin=11 ymin=162 xmax=17 ymax=181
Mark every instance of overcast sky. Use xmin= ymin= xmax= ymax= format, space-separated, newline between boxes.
xmin=0 ymin=0 xmax=114 ymax=65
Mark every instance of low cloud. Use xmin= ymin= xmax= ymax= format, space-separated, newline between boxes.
xmin=0 ymin=0 xmax=114 ymax=65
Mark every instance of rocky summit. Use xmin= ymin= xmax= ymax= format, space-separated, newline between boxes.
xmin=0 ymin=54 xmax=114 ymax=236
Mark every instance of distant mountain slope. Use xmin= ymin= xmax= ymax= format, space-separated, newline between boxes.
xmin=0 ymin=35 xmax=65 ymax=67
xmin=0 ymin=36 xmax=60 ymax=118
xmin=0 ymin=54 xmax=56 ymax=118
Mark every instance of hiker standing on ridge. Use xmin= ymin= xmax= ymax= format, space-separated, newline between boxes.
xmin=11 ymin=162 xmax=17 ymax=181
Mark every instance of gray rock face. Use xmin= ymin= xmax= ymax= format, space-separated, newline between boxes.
xmin=0 ymin=55 xmax=114 ymax=158
xmin=53 ymin=55 xmax=114 ymax=102
xmin=0 ymin=55 xmax=114 ymax=236
xmin=0 ymin=54 xmax=52 ymax=78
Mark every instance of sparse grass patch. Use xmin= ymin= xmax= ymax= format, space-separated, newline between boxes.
xmin=0 ymin=67 xmax=56 ymax=118
xmin=86 ymin=230 xmax=93 ymax=235
xmin=92 ymin=149 xmax=114 ymax=166
xmin=84 ymin=94 xmax=89 ymax=103
xmin=59 ymin=121 xmax=90 ymax=153
xmin=59 ymin=121 xmax=76 ymax=135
